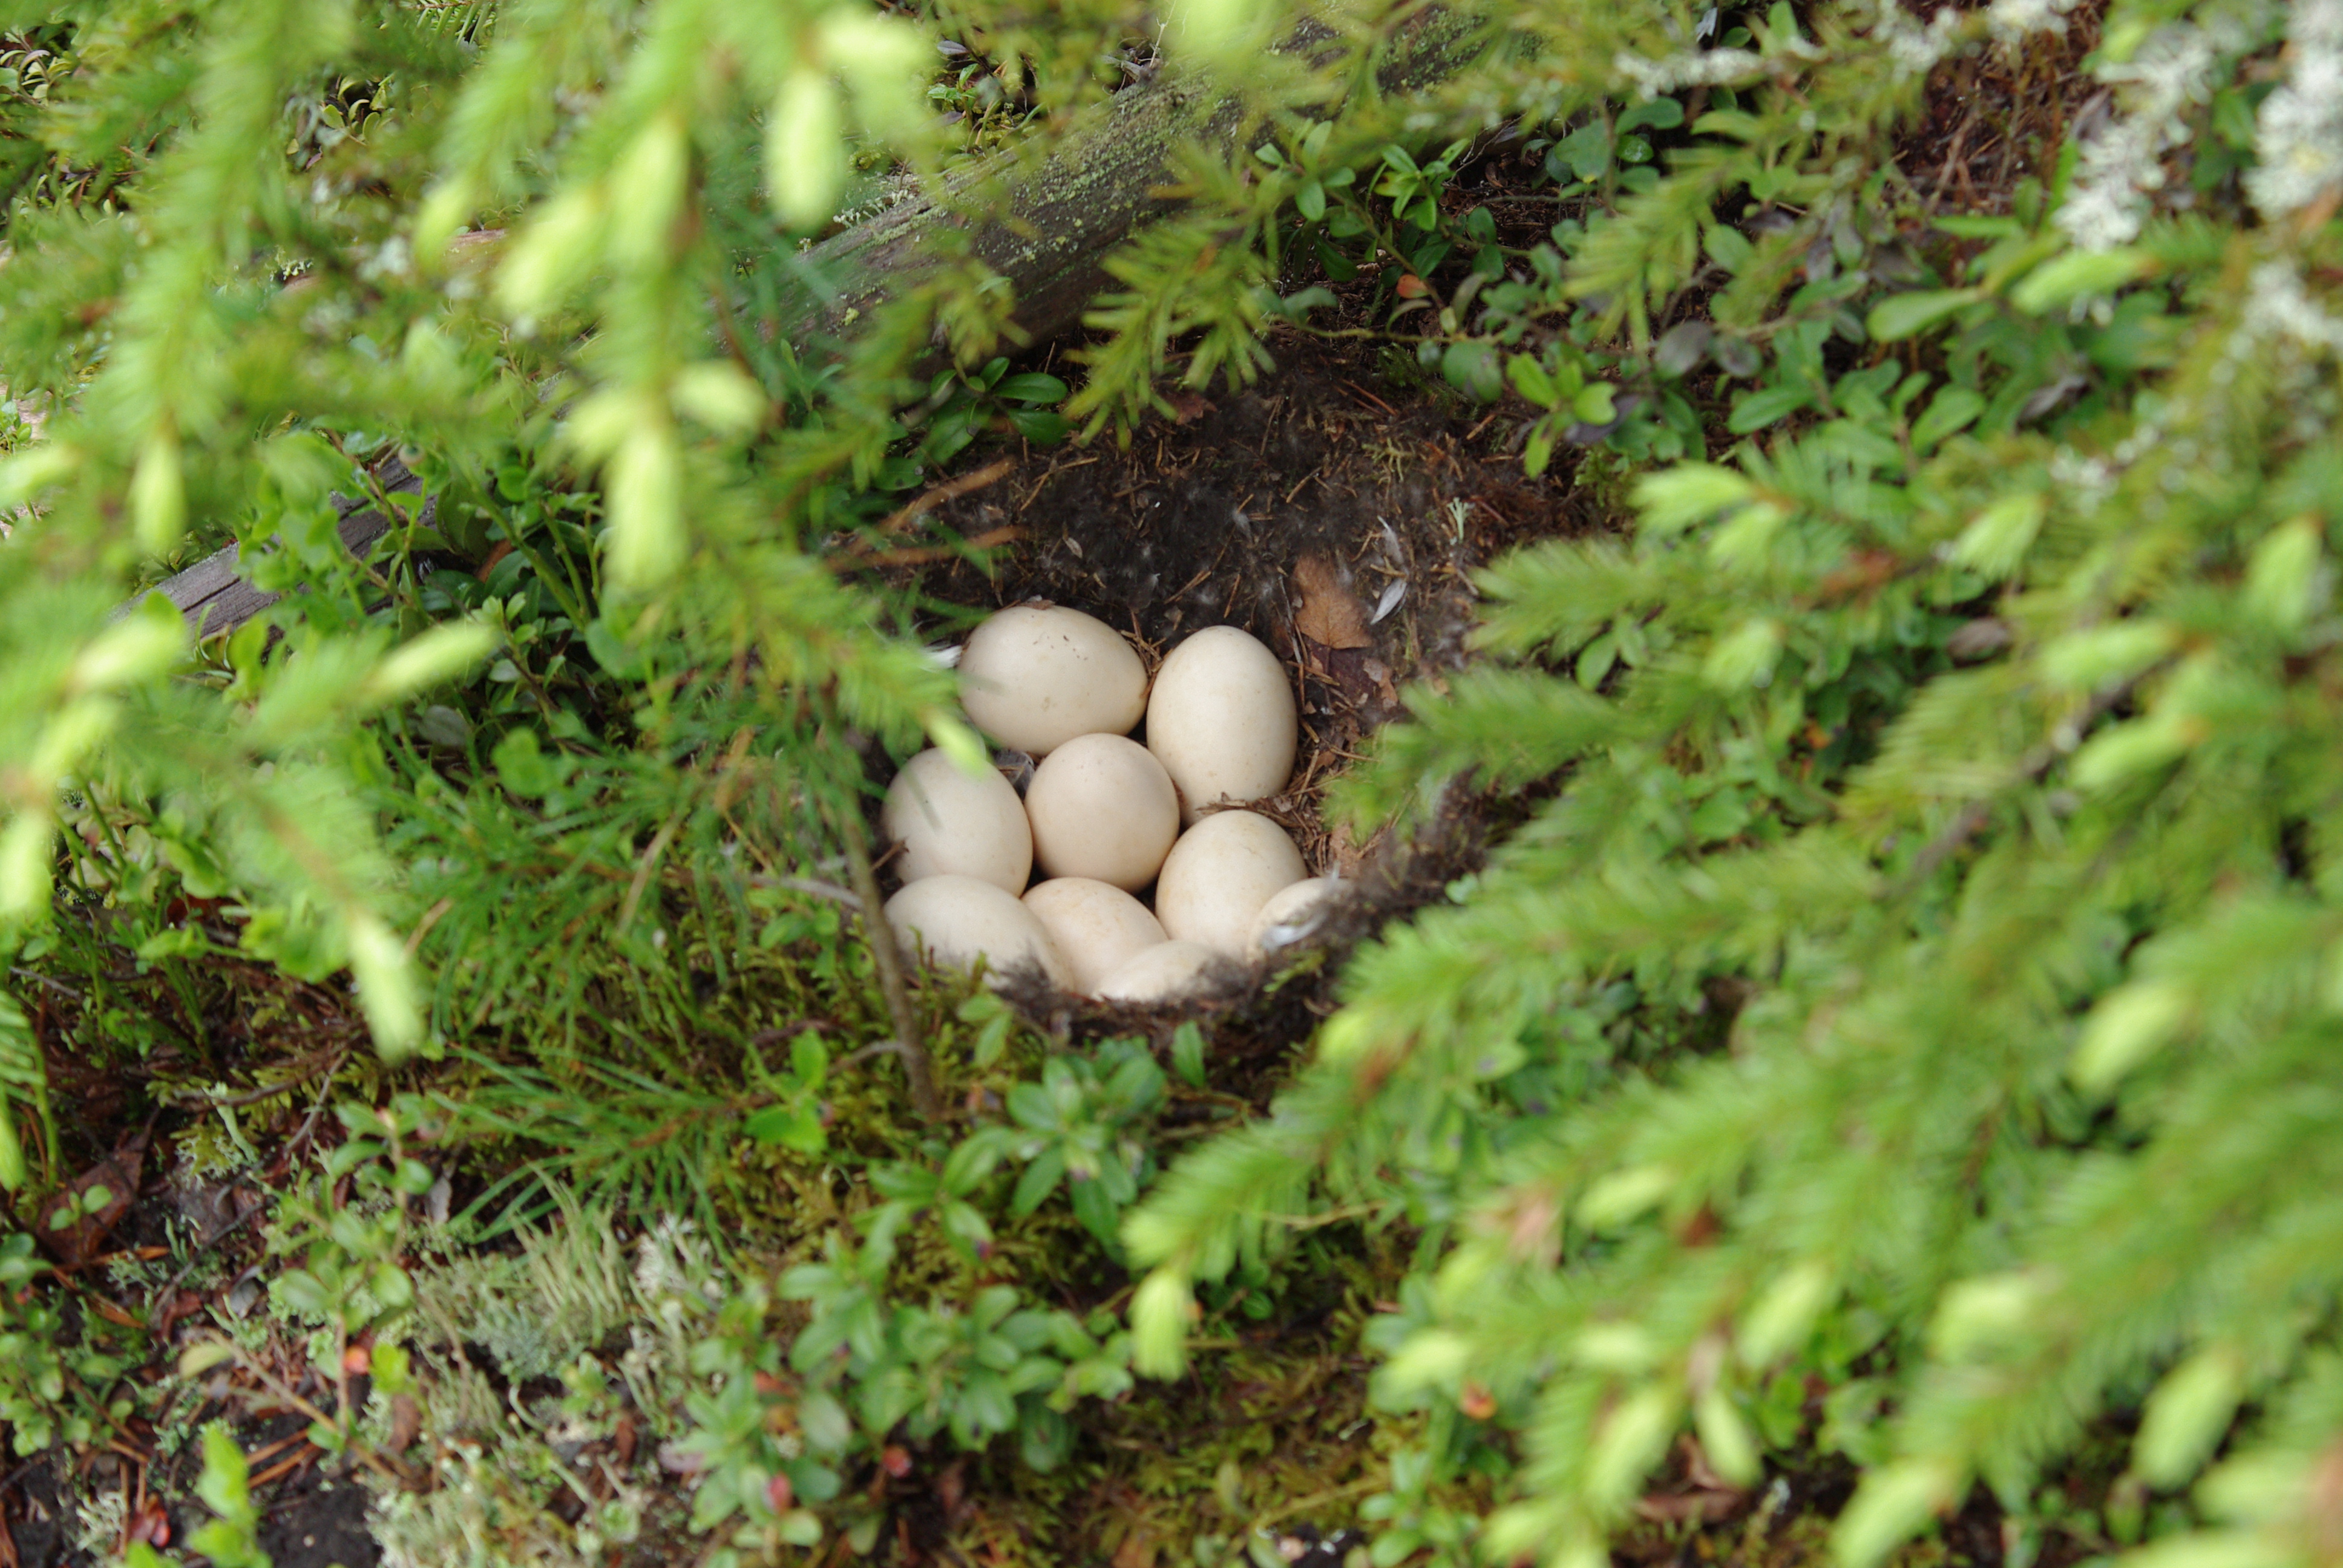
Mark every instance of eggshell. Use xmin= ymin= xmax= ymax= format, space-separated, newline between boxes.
xmin=881 ymin=749 xmax=1032 ymax=895
xmin=1146 ymin=626 xmax=1297 ymax=822
xmin=1093 ymin=941 xmax=1236 ymax=1004
xmin=884 ymin=875 xmax=1070 ymax=988
xmin=1023 ymin=878 xmax=1168 ymax=995
xmin=1153 ymin=810 xmax=1307 ymax=958
xmin=958 ymin=606 xmax=1149 ymax=757
xmin=1024 ymin=733 xmax=1181 ymax=892
xmin=1248 ymin=877 xmax=1342 ymax=956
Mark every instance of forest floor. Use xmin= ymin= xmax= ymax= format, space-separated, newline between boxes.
xmin=8 ymin=328 xmax=1561 ymax=1568
xmin=0 ymin=18 xmax=2114 ymax=1565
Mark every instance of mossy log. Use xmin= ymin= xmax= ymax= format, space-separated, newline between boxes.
xmin=149 ymin=9 xmax=1488 ymax=636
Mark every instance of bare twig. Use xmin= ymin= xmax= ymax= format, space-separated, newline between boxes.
xmin=762 ymin=876 xmax=863 ymax=909
xmin=831 ymin=798 xmax=943 ymax=1122
xmin=873 ymin=457 xmax=1015 ymax=538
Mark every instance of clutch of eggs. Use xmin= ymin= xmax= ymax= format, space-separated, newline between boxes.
xmin=883 ymin=603 xmax=1343 ymax=998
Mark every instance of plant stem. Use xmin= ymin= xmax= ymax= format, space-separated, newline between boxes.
xmin=832 ymin=796 xmax=942 ymax=1123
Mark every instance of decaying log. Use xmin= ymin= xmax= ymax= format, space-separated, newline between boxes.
xmin=143 ymin=459 xmax=426 ymax=635
xmin=791 ymin=7 xmax=1489 ymax=348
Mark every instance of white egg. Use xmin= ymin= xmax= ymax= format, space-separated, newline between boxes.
xmin=1145 ymin=626 xmax=1297 ymax=822
xmin=1093 ymin=941 xmax=1236 ymax=1004
xmin=958 ymin=605 xmax=1149 ymax=757
xmin=1248 ymin=877 xmax=1343 ymax=956
xmin=1024 ymin=733 xmax=1181 ymax=892
xmin=883 ymin=874 xmax=1070 ymax=988
xmin=1023 ymin=878 xmax=1167 ymax=995
xmin=1153 ymin=809 xmax=1307 ymax=958
xmin=881 ymin=749 xmax=1032 ymax=895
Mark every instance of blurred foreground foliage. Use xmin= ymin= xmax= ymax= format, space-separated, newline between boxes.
xmin=0 ymin=0 xmax=2339 ymax=1565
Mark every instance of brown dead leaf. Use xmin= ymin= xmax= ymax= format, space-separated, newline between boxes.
xmin=126 ymin=1497 xmax=170 ymax=1550
xmin=1324 ymin=818 xmax=1374 ymax=881
xmin=1164 ymin=390 xmax=1216 ymax=424
xmin=1633 ymin=1489 xmax=1743 ymax=1524
xmin=937 ymin=1460 xmax=968 ymax=1520
xmin=1293 ymin=555 xmax=1371 ymax=650
xmin=35 ymin=1128 xmax=148 ymax=1268
xmin=612 ymin=1409 xmax=638 ymax=1467
xmin=386 ymin=1394 xmax=424 ymax=1454
xmin=1112 ymin=1527 xmax=1160 ymax=1568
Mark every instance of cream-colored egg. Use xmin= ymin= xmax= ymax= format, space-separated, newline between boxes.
xmin=881 ymin=749 xmax=1032 ymax=895
xmin=1093 ymin=941 xmax=1235 ymax=1004
xmin=1145 ymin=626 xmax=1297 ymax=822
xmin=1153 ymin=810 xmax=1307 ymax=958
xmin=1248 ymin=877 xmax=1342 ymax=956
xmin=884 ymin=875 xmax=1070 ymax=988
xmin=1023 ymin=878 xmax=1167 ymax=995
xmin=959 ymin=605 xmax=1149 ymax=757
xmin=1024 ymin=734 xmax=1180 ymax=892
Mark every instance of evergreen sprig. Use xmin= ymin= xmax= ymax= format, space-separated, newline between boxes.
xmin=1128 ymin=3 xmax=2343 ymax=1568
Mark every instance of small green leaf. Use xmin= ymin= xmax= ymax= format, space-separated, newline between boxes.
xmin=1548 ymin=121 xmax=1610 ymax=183
xmin=1507 ymin=354 xmax=1559 ymax=408
xmin=1276 ymin=286 xmax=1338 ymax=320
xmin=491 ymin=728 xmax=557 ymax=797
xmin=1706 ymin=225 xmax=1754 ymax=273
xmin=2010 ymin=247 xmax=2149 ymax=313
xmin=744 ymin=1104 xmax=826 ymax=1153
xmin=1004 ymin=408 xmax=1072 ymax=443
xmin=1866 ymin=289 xmax=1979 ymax=342
xmin=1171 ymin=1022 xmax=1207 ymax=1088
xmin=585 ymin=617 xmax=648 ymax=678
xmin=942 ymin=1131 xmax=1006 ymax=1195
xmin=996 ymin=373 xmax=1069 ymax=403
xmin=1910 ymin=386 xmax=1985 ymax=451
xmin=1727 ymin=384 xmax=1814 ymax=433
xmin=1011 ymin=1147 xmax=1066 ymax=1215
xmin=1618 ymin=96 xmax=1684 ymax=132
xmin=1524 ymin=422 xmax=1556 ymax=478
xmin=1654 ymin=321 xmax=1712 ymax=377
xmin=179 ymin=1341 xmax=239 ymax=1378
xmin=1441 ymin=341 xmax=1504 ymax=403
xmin=0 ymin=1100 xmax=26 ymax=1194
xmin=195 ymin=1422 xmax=254 ymax=1517
xmin=274 ymin=1269 xmax=332 ymax=1319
